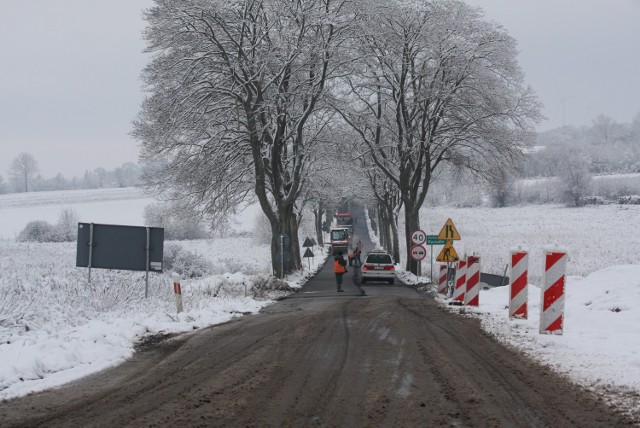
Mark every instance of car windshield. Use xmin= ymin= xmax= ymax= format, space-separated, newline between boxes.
xmin=336 ymin=216 xmax=352 ymax=225
xmin=366 ymin=254 xmax=392 ymax=264
xmin=331 ymin=230 xmax=348 ymax=240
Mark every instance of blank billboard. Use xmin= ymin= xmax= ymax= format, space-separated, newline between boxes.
xmin=76 ymin=223 xmax=164 ymax=272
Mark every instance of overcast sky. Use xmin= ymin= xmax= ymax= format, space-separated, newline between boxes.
xmin=1 ymin=0 xmax=639 ymax=179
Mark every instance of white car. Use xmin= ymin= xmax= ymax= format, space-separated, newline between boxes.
xmin=361 ymin=250 xmax=395 ymax=285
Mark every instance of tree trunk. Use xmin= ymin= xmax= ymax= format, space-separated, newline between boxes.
xmin=289 ymin=211 xmax=302 ymax=270
xmin=387 ymin=206 xmax=400 ymax=264
xmin=377 ymin=207 xmax=386 ymax=250
xmin=269 ymin=206 xmax=301 ymax=278
xmin=368 ymin=206 xmax=378 ymax=235
xmin=313 ymin=203 xmax=325 ymax=246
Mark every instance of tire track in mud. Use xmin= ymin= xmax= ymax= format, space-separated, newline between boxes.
xmin=1 ymin=296 xmax=635 ymax=427
xmin=397 ymin=299 xmax=633 ymax=427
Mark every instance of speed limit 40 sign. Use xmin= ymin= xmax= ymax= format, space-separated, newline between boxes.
xmin=411 ymin=229 xmax=427 ymax=246
xmin=410 ymin=245 xmax=427 ymax=261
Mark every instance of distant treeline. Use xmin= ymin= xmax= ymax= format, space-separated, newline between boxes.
xmin=523 ymin=113 xmax=640 ymax=178
xmin=0 ymin=157 xmax=140 ymax=194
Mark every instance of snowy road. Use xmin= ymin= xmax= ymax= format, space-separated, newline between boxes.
xmin=0 ymin=209 xmax=634 ymax=427
xmin=0 ymin=280 xmax=631 ymax=427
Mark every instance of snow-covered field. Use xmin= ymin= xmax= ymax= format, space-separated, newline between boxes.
xmin=401 ymin=204 xmax=640 ymax=417
xmin=0 ymin=188 xmax=153 ymax=240
xmin=414 ymin=204 xmax=640 ymax=284
xmin=1 ymin=188 xmax=640 ymax=418
xmin=0 ymin=188 xmax=327 ymax=399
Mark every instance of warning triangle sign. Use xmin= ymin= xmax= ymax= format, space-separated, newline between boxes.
xmin=436 ymin=241 xmax=459 ymax=263
xmin=303 ymin=248 xmax=314 ymax=258
xmin=437 ymin=218 xmax=461 ymax=240
xmin=302 ymin=237 xmax=313 ymax=247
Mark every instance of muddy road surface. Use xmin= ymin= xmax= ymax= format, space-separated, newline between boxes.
xmin=1 ymin=292 xmax=632 ymax=427
xmin=0 ymin=213 xmax=634 ymax=427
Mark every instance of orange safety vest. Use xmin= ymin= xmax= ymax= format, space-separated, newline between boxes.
xmin=334 ymin=258 xmax=347 ymax=274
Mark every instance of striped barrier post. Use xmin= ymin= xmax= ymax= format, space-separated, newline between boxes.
xmin=464 ymin=256 xmax=480 ymax=306
xmin=452 ymin=258 xmax=467 ymax=303
xmin=438 ymin=264 xmax=448 ymax=295
xmin=172 ymin=273 xmax=184 ymax=313
xmin=509 ymin=250 xmax=529 ymax=319
xmin=540 ymin=250 xmax=567 ymax=334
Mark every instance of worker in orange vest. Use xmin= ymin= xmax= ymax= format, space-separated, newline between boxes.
xmin=333 ymin=251 xmax=347 ymax=292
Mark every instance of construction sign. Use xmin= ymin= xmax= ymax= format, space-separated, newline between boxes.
xmin=436 ymin=241 xmax=459 ymax=263
xmin=437 ymin=218 xmax=461 ymax=241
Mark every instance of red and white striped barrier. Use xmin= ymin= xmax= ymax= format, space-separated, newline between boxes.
xmin=172 ymin=273 xmax=184 ymax=313
xmin=540 ymin=250 xmax=567 ymax=334
xmin=452 ymin=258 xmax=466 ymax=303
xmin=509 ymin=250 xmax=529 ymax=319
xmin=464 ymin=256 xmax=480 ymax=306
xmin=438 ymin=264 xmax=448 ymax=295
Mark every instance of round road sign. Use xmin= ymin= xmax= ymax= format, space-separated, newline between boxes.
xmin=410 ymin=245 xmax=427 ymax=261
xmin=411 ymin=229 xmax=427 ymax=245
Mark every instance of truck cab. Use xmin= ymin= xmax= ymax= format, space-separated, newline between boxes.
xmin=330 ymin=227 xmax=351 ymax=255
xmin=334 ymin=213 xmax=354 ymax=232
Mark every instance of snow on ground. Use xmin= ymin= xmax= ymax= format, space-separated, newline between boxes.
xmin=0 ymin=188 xmax=328 ymax=399
xmin=437 ymin=266 xmax=640 ymax=416
xmin=389 ymin=203 xmax=640 ymax=416
xmin=2 ymin=188 xmax=640 ymax=417
xmin=416 ymin=204 xmax=640 ymax=284
xmin=0 ymin=187 xmax=154 ymax=240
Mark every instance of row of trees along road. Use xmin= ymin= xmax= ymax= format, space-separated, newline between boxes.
xmin=133 ymin=0 xmax=541 ymax=276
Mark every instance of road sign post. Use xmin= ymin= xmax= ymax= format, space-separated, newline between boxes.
xmin=410 ymin=245 xmax=427 ymax=261
xmin=426 ymin=235 xmax=446 ymax=282
xmin=437 ymin=218 xmax=461 ymax=241
xmin=411 ymin=230 xmax=427 ymax=278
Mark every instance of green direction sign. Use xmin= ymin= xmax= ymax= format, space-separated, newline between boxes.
xmin=426 ymin=235 xmax=447 ymax=246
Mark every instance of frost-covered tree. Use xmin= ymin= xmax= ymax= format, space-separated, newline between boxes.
xmin=556 ymin=148 xmax=592 ymax=207
xmin=56 ymin=208 xmax=79 ymax=242
xmin=144 ymin=202 xmax=210 ymax=240
xmin=134 ymin=0 xmax=355 ymax=276
xmin=365 ymin=164 xmax=402 ymax=263
xmin=9 ymin=152 xmax=39 ymax=193
xmin=591 ymin=114 xmax=619 ymax=145
xmin=631 ymin=111 xmax=640 ymax=142
xmin=486 ymin=166 xmax=516 ymax=208
xmin=334 ymin=0 xmax=541 ymax=272
xmin=114 ymin=162 xmax=140 ymax=187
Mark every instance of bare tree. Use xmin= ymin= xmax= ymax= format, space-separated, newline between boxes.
xmin=335 ymin=0 xmax=541 ymax=272
xmin=359 ymin=157 xmax=402 ymax=262
xmin=56 ymin=208 xmax=79 ymax=242
xmin=592 ymin=114 xmax=619 ymax=145
xmin=114 ymin=162 xmax=140 ymax=188
xmin=485 ymin=165 xmax=516 ymax=208
xmin=556 ymin=147 xmax=592 ymax=207
xmin=9 ymin=152 xmax=39 ymax=193
xmin=134 ymin=0 xmax=355 ymax=276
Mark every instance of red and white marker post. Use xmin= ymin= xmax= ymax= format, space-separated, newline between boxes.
xmin=452 ymin=258 xmax=467 ymax=303
xmin=509 ymin=250 xmax=529 ymax=319
xmin=438 ymin=264 xmax=448 ymax=295
xmin=172 ymin=273 xmax=184 ymax=313
xmin=464 ymin=256 xmax=480 ymax=306
xmin=540 ymin=250 xmax=567 ymax=334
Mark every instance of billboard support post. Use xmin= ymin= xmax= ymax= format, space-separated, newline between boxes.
xmin=145 ymin=227 xmax=150 ymax=298
xmin=76 ymin=223 xmax=164 ymax=295
xmin=88 ymin=223 xmax=94 ymax=284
